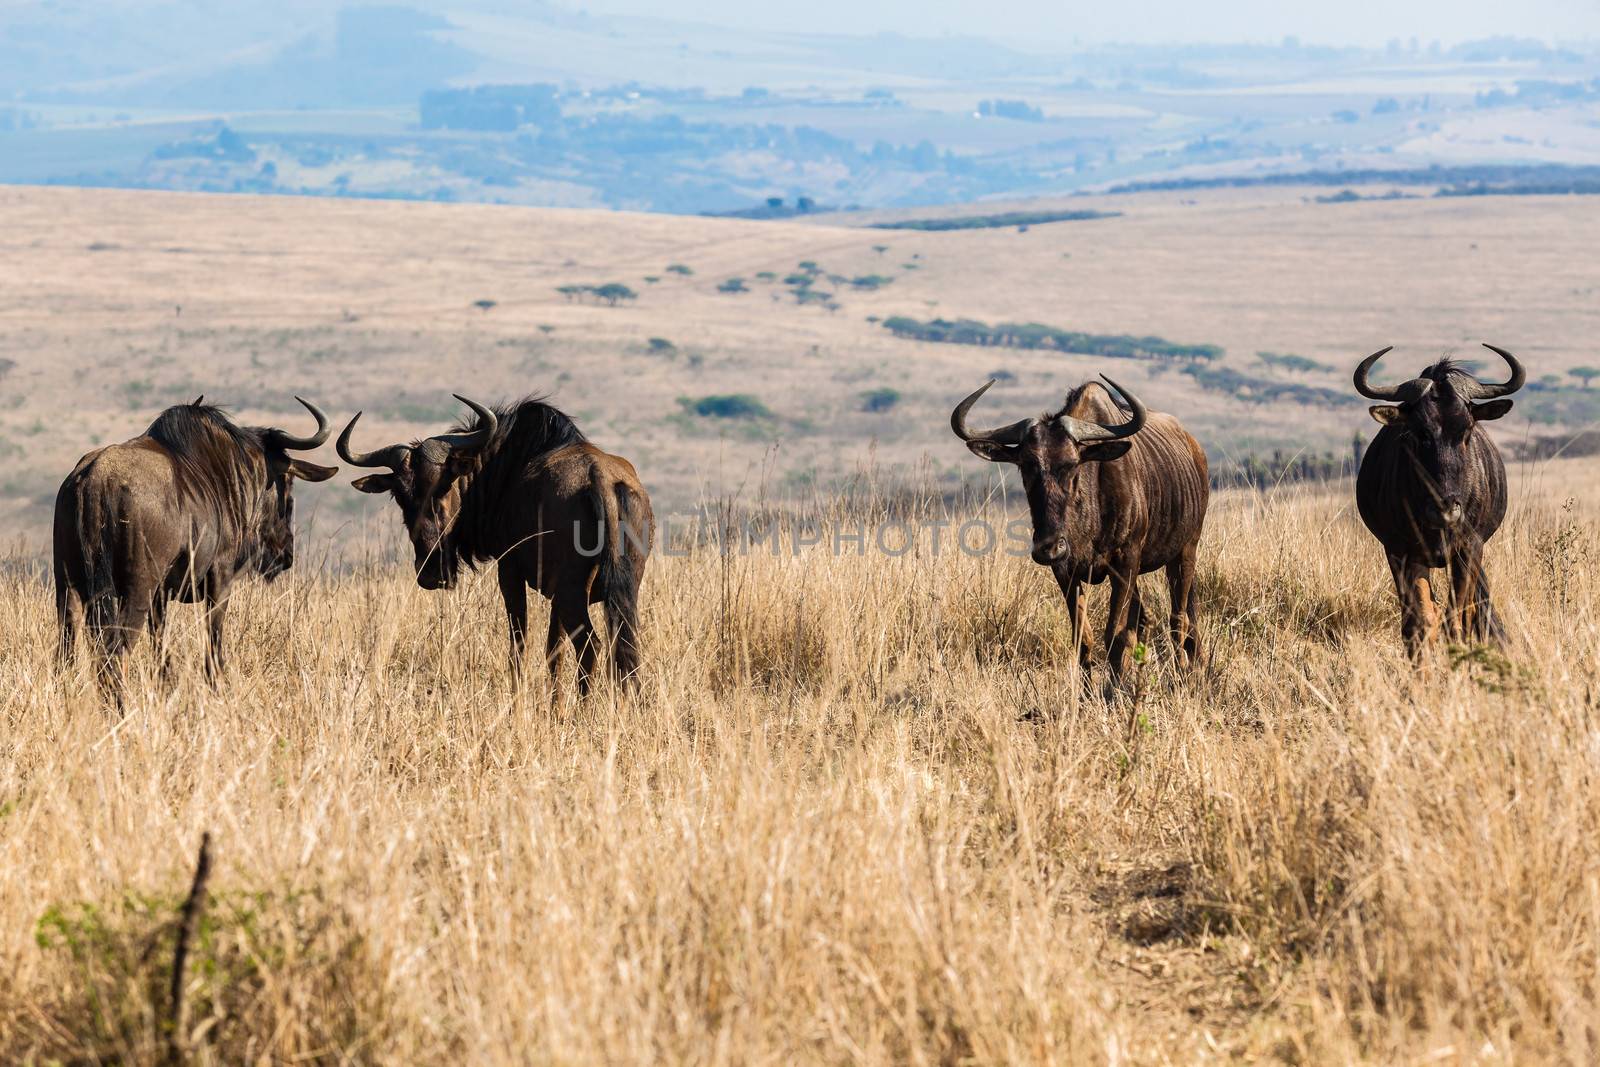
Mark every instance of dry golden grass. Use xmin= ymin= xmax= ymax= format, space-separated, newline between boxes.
xmin=0 ymin=456 xmax=1596 ymax=1064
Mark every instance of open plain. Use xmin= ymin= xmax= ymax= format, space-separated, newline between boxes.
xmin=0 ymin=185 xmax=1598 ymax=1063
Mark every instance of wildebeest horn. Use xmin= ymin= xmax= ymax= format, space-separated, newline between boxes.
xmin=1457 ymin=343 xmax=1525 ymax=400
xmin=270 ymin=396 xmax=333 ymax=451
xmin=191 ymin=395 xmax=204 ymax=406
xmin=950 ymin=379 xmax=1034 ymax=444
xmin=1064 ymin=375 xmax=1147 ymax=442
xmin=436 ymin=394 xmax=499 ymax=452
xmin=335 ymin=412 xmax=407 ymax=469
xmin=1352 ymin=346 xmax=1404 ymax=401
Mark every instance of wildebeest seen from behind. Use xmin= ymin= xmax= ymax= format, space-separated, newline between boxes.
xmin=337 ymin=395 xmax=652 ymax=695
xmin=952 ymin=375 xmax=1209 ymax=681
xmin=54 ymin=398 xmax=338 ymax=684
xmin=1354 ymin=343 xmax=1523 ymax=653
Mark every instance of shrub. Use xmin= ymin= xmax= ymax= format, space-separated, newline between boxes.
xmin=647 ymin=337 xmax=676 ymax=353
xmin=859 ymin=387 xmax=902 ymax=413
xmin=717 ymin=277 xmax=749 ymax=294
xmin=26 ymin=884 xmax=391 ymax=1061
xmin=679 ymin=394 xmax=772 ymax=419
xmin=665 ymin=263 xmax=694 ymax=276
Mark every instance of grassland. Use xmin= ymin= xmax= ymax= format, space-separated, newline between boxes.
xmin=1 ymin=457 xmax=1597 ymax=1062
xmin=2 ymin=184 xmax=1599 ymax=1061
xmin=2 ymin=184 xmax=1599 ymax=545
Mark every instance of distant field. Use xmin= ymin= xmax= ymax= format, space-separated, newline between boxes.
xmin=1 ymin=183 xmax=1597 ymax=546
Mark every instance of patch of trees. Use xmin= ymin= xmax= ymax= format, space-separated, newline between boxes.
xmin=706 ymin=196 xmax=826 ymax=219
xmin=880 ymin=316 xmax=1222 ymax=363
xmin=420 ymin=85 xmax=560 ymax=132
xmin=1109 ymin=163 xmax=1600 ymax=197
xmin=1179 ymin=364 xmax=1356 ymax=407
xmin=976 ymin=99 xmax=1044 ymax=122
xmin=872 ymin=209 xmax=1120 ymax=231
xmin=1211 ymin=447 xmax=1361 ymax=490
xmin=1315 ymin=188 xmax=1417 ymax=203
xmin=152 ymin=126 xmax=257 ymax=164
xmin=555 ymin=283 xmax=638 ymax=306
xmin=1255 ymin=351 xmax=1333 ymax=374
xmin=1512 ymin=429 xmax=1600 ymax=461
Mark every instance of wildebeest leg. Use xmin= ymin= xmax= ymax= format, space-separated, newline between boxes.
xmin=1387 ymin=553 xmax=1438 ymax=657
xmin=1105 ymin=563 xmax=1142 ymax=682
xmin=1449 ymin=538 xmax=1502 ymax=645
xmin=1052 ymin=569 xmax=1092 ymax=670
xmin=202 ymin=579 xmax=231 ymax=681
xmin=148 ymin=595 xmax=175 ymax=679
xmin=1165 ymin=544 xmax=1200 ymax=668
xmin=559 ymin=597 xmax=599 ymax=697
xmin=497 ymin=563 xmax=529 ymax=671
xmin=54 ymin=559 xmax=79 ymax=667
xmin=544 ymin=607 xmax=567 ymax=699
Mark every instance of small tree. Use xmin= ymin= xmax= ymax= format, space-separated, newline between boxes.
xmin=472 ymin=299 xmax=497 ymax=313
xmin=593 ymin=283 xmax=637 ymax=306
xmin=717 ymin=277 xmax=749 ymax=294
xmin=666 ymin=263 xmax=694 ymax=276
xmin=1569 ymin=366 xmax=1600 ymax=389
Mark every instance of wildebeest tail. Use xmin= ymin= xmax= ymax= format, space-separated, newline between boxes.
xmin=591 ymin=471 xmax=643 ymax=686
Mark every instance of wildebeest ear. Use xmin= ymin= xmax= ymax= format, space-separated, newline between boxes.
xmin=289 ymin=459 xmax=338 ymax=482
xmin=1472 ymin=398 xmax=1513 ymax=421
xmin=1078 ymin=440 xmax=1133 ymax=464
xmin=966 ymin=440 xmax=1017 ymax=463
xmin=351 ymin=474 xmax=395 ymax=494
xmin=1369 ymin=405 xmax=1404 ymax=425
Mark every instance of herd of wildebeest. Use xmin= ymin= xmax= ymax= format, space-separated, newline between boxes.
xmin=51 ymin=343 xmax=1525 ymax=696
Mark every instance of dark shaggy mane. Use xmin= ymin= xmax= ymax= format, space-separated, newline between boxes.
xmin=450 ymin=396 xmax=589 ymax=565
xmin=1050 ymin=380 xmax=1126 ymax=421
xmin=145 ymin=403 xmax=266 ymax=527
xmin=1422 ymin=357 xmax=1468 ymax=381
xmin=450 ymin=395 xmax=587 ymax=457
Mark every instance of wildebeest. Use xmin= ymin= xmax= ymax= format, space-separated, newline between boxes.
xmin=54 ymin=397 xmax=338 ymax=683
xmin=951 ymin=375 xmax=1209 ymax=680
xmin=336 ymin=395 xmax=652 ymax=694
xmin=1353 ymin=343 xmax=1523 ymax=652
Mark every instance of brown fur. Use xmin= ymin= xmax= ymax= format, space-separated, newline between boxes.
xmin=53 ymin=402 xmax=336 ymax=687
xmin=347 ymin=398 xmax=652 ymax=696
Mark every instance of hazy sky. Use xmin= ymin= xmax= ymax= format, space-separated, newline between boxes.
xmin=576 ymin=0 xmax=1600 ymax=48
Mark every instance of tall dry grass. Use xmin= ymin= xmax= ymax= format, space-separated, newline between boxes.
xmin=0 ymin=460 xmax=1596 ymax=1064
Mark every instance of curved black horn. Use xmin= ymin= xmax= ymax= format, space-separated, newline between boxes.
xmin=1353 ymin=346 xmax=1403 ymax=401
xmin=191 ymin=395 xmax=205 ymax=407
xmin=270 ymin=396 xmax=332 ymax=451
xmin=1067 ymin=375 xmax=1147 ymax=442
xmin=335 ymin=411 xmax=406 ymax=469
xmin=436 ymin=394 xmax=499 ymax=452
xmin=950 ymin=379 xmax=1033 ymax=445
xmin=1459 ymin=343 xmax=1525 ymax=400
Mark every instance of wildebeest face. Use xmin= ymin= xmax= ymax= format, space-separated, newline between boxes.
xmin=339 ymin=395 xmax=500 ymax=592
xmin=255 ymin=453 xmax=339 ymax=580
xmin=1369 ymin=380 xmax=1512 ymax=541
xmin=350 ymin=446 xmax=474 ymax=589
xmin=952 ymin=376 xmax=1145 ymax=565
xmin=972 ymin=422 xmax=1133 ymax=564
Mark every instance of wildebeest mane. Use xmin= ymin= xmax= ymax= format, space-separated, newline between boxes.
xmin=1050 ymin=380 xmax=1125 ymax=421
xmin=449 ymin=396 xmax=588 ymax=564
xmin=145 ymin=403 xmax=264 ymax=529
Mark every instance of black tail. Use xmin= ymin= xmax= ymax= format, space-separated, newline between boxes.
xmin=593 ymin=476 xmax=645 ymax=687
